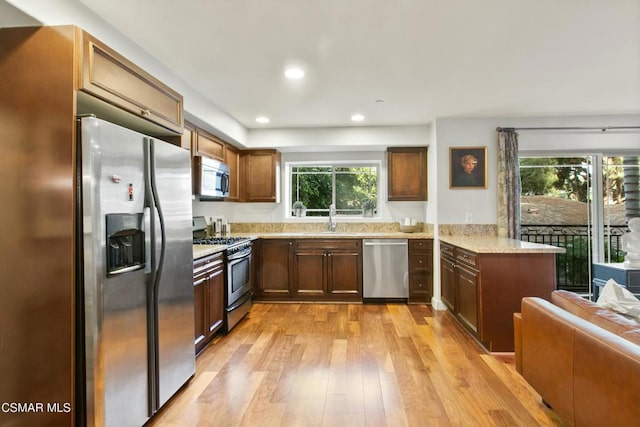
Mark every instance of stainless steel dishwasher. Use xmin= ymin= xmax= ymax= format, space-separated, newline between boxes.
xmin=363 ymin=239 xmax=409 ymax=301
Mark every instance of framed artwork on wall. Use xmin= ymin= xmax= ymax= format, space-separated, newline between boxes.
xmin=450 ymin=146 xmax=487 ymax=189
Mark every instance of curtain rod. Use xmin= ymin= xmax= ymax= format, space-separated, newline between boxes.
xmin=497 ymin=126 xmax=640 ymax=132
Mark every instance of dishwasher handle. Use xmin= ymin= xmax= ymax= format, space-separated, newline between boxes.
xmin=363 ymin=241 xmax=408 ymax=246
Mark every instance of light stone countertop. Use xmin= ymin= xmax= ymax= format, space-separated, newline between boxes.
xmin=439 ymin=236 xmax=565 ymax=254
xmin=247 ymin=231 xmax=434 ymax=239
xmin=192 ymin=244 xmax=226 ymax=260
xmin=193 ymin=233 xmax=563 ymax=260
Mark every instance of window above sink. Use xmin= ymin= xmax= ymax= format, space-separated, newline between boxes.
xmin=288 ymin=161 xmax=379 ymax=219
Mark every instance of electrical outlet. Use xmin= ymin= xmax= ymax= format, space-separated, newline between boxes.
xmin=464 ymin=212 xmax=473 ymax=224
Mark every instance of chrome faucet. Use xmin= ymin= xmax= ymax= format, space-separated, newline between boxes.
xmin=329 ymin=204 xmax=337 ymax=232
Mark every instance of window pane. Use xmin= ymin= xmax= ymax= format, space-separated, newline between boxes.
xmin=519 ymin=156 xmax=593 ymax=294
xmin=603 ymin=156 xmax=639 ymax=263
xmin=335 ymin=168 xmax=377 ymax=215
xmin=291 ymin=167 xmax=332 ymax=216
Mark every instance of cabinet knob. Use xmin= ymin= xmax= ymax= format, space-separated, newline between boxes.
xmin=141 ymin=108 xmax=151 ymax=117
xmin=418 ymin=260 xmax=423 ymax=264
xmin=418 ymin=282 xmax=424 ymax=288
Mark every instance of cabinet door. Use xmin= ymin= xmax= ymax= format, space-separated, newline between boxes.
xmin=195 ymin=130 xmax=225 ymax=161
xmin=293 ymin=249 xmax=326 ymax=298
xmin=80 ymin=31 xmax=183 ymax=133
xmin=258 ymin=240 xmax=293 ymax=298
xmin=181 ymin=121 xmax=195 ymax=151
xmin=242 ymin=150 xmax=280 ymax=202
xmin=194 ymin=277 xmax=207 ymax=351
xmin=207 ymin=268 xmax=225 ymax=338
xmin=225 ymin=144 xmax=240 ymax=201
xmin=387 ymin=147 xmax=427 ymax=201
xmin=327 ymin=250 xmax=362 ymax=299
xmin=456 ymin=264 xmax=479 ymax=334
xmin=440 ymin=255 xmax=456 ymax=311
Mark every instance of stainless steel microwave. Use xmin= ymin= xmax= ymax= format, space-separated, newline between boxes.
xmin=194 ymin=156 xmax=230 ymax=199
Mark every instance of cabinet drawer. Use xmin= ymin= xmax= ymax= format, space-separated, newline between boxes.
xmin=409 ymin=254 xmax=431 ymax=272
xmin=409 ymin=239 xmax=432 ymax=252
xmin=455 ymin=248 xmax=478 ymax=269
xmin=294 ymin=239 xmax=361 ymax=251
xmin=440 ymin=242 xmax=455 ymax=259
xmin=409 ymin=276 xmax=431 ymax=291
xmin=80 ymin=32 xmax=183 ymax=133
xmin=193 ymin=253 xmax=224 ymax=277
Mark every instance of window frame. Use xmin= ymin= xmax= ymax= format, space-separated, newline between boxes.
xmin=285 ymin=160 xmax=381 ymax=220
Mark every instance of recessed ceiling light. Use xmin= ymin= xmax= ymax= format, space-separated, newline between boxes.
xmin=351 ymin=114 xmax=365 ymax=122
xmin=255 ymin=116 xmax=270 ymax=124
xmin=284 ymin=67 xmax=305 ymax=79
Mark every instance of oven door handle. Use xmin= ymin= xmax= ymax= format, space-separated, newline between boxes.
xmin=227 ymin=248 xmax=252 ymax=261
xmin=227 ymin=291 xmax=252 ymax=312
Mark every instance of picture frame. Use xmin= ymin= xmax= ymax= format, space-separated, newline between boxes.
xmin=449 ymin=146 xmax=487 ymax=189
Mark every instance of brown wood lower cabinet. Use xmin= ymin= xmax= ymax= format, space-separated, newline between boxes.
xmin=254 ymin=239 xmax=293 ymax=299
xmin=439 ymin=241 xmax=557 ymax=352
xmin=293 ymin=239 xmax=362 ymax=301
xmin=254 ymin=238 xmax=362 ymax=302
xmin=193 ymin=252 xmax=225 ymax=355
xmin=408 ymin=239 xmax=433 ymax=303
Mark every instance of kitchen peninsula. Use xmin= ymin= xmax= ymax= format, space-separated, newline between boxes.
xmin=440 ymin=236 xmax=564 ymax=352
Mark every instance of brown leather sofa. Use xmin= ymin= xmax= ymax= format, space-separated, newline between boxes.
xmin=513 ymin=290 xmax=640 ymax=427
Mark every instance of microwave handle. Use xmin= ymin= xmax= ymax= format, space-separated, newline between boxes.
xmin=222 ymin=172 xmax=230 ymax=194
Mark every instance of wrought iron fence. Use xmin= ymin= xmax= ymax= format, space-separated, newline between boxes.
xmin=520 ymin=224 xmax=628 ymax=292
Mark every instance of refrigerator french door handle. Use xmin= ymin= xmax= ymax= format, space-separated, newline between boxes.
xmin=149 ymin=139 xmax=167 ymax=283
xmin=143 ymin=137 xmax=159 ymax=413
xmin=148 ymin=138 xmax=168 ymax=413
xmin=144 ymin=207 xmax=152 ymax=274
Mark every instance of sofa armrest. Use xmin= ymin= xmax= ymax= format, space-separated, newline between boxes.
xmin=513 ymin=312 xmax=522 ymax=374
xmin=521 ymin=297 xmax=576 ymax=424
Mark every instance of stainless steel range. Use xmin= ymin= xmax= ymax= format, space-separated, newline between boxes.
xmin=192 ymin=217 xmax=253 ymax=332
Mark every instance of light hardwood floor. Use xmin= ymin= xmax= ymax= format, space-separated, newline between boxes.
xmin=148 ymin=303 xmax=566 ymax=426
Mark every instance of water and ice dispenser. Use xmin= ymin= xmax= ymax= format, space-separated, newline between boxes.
xmin=106 ymin=213 xmax=145 ymax=275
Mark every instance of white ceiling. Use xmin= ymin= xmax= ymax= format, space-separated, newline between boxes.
xmin=62 ymin=1 xmax=640 ymax=128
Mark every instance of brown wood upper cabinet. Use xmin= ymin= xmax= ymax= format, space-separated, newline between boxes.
xmin=225 ymin=144 xmax=240 ymax=201
xmin=79 ymin=31 xmax=184 ymax=134
xmin=181 ymin=121 xmax=195 ymax=151
xmin=194 ymin=129 xmax=226 ymax=161
xmin=241 ymin=150 xmax=281 ymax=202
xmin=387 ymin=147 xmax=428 ymax=201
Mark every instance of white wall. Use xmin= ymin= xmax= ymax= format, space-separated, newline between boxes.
xmin=4 ymin=0 xmax=248 ymax=146
xmin=434 ymin=114 xmax=640 ymax=226
xmin=248 ymin=125 xmax=430 ymax=151
xmin=193 ymin=125 xmax=432 ymax=223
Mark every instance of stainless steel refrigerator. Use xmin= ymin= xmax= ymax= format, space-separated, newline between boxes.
xmin=78 ymin=116 xmax=195 ymax=426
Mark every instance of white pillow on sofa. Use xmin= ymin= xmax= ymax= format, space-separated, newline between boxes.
xmin=596 ymin=279 xmax=640 ymax=321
